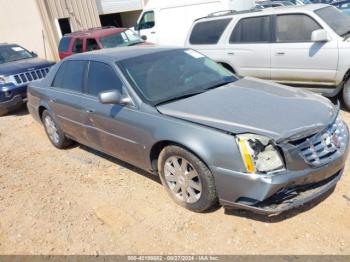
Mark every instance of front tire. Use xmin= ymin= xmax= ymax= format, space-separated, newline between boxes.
xmin=42 ymin=110 xmax=72 ymax=149
xmin=158 ymin=145 xmax=218 ymax=212
xmin=342 ymin=78 xmax=350 ymax=111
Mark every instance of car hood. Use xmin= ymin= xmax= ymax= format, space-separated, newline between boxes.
xmin=0 ymin=57 xmax=55 ymax=75
xmin=157 ymin=77 xmax=337 ymax=142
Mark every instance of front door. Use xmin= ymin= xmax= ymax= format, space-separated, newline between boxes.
xmin=226 ymin=15 xmax=272 ymax=79
xmin=271 ymin=14 xmax=338 ymax=85
xmin=80 ymin=61 xmax=144 ymax=165
xmin=136 ymin=10 xmax=157 ymax=44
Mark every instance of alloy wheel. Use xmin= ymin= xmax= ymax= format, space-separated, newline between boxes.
xmin=44 ymin=115 xmax=60 ymax=145
xmin=164 ymin=156 xmax=202 ymax=204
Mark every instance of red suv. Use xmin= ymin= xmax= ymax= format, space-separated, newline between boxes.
xmin=58 ymin=27 xmax=146 ymax=60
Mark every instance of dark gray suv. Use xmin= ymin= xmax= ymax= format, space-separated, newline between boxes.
xmin=27 ymin=46 xmax=349 ymax=214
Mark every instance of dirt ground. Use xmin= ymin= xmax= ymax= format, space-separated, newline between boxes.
xmin=0 ymin=105 xmax=349 ymax=255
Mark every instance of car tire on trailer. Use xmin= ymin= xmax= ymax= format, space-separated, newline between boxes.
xmin=42 ymin=110 xmax=72 ymax=149
xmin=158 ymin=145 xmax=218 ymax=212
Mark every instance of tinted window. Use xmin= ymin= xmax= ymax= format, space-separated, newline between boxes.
xmin=230 ymin=16 xmax=271 ymax=43
xmin=58 ymin=37 xmax=71 ymax=52
xmin=52 ymin=62 xmax=67 ymax=87
xmin=87 ymin=61 xmax=123 ymax=96
xmin=52 ymin=61 xmax=85 ymax=92
xmin=86 ymin=38 xmax=100 ymax=51
xmin=72 ymin=38 xmax=83 ymax=53
xmin=276 ymin=14 xmax=321 ymax=42
xmin=315 ymin=6 xmax=350 ymax=36
xmin=190 ymin=19 xmax=231 ymax=45
xmin=138 ymin=11 xmax=155 ymax=30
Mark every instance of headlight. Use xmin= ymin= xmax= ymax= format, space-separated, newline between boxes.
xmin=0 ymin=75 xmax=9 ymax=85
xmin=236 ymin=134 xmax=285 ymax=174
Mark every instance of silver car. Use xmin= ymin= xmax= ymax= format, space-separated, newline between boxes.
xmin=28 ymin=46 xmax=349 ymax=214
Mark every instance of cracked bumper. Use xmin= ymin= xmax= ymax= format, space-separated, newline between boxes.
xmin=212 ymin=138 xmax=349 ymax=215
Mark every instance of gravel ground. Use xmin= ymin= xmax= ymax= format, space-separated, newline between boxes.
xmin=0 ymin=105 xmax=349 ymax=255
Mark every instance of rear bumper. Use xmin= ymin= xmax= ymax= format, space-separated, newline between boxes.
xmin=0 ymin=95 xmax=24 ymax=116
xmin=212 ymin=135 xmax=349 ymax=215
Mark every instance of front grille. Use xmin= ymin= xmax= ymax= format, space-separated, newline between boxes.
xmin=13 ymin=67 xmax=50 ymax=85
xmin=299 ymin=118 xmax=347 ymax=165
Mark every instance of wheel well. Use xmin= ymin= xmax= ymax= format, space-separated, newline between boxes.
xmin=149 ymin=141 xmax=207 ymax=174
xmin=38 ymin=106 xmax=47 ymax=122
xmin=218 ymin=62 xmax=235 ymax=74
xmin=343 ymin=69 xmax=350 ymax=83
xmin=150 ymin=141 xmax=173 ymax=172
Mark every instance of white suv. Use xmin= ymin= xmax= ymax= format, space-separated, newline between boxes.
xmin=186 ymin=4 xmax=350 ymax=109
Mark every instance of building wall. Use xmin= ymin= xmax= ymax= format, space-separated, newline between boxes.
xmin=45 ymin=0 xmax=101 ymax=32
xmin=0 ymin=0 xmax=56 ymax=61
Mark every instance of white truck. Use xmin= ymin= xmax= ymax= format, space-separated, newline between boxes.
xmin=134 ymin=0 xmax=255 ymax=46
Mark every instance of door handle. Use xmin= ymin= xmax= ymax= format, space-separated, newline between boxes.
xmin=151 ymin=31 xmax=156 ymax=34
xmin=276 ymin=52 xmax=286 ymax=55
xmin=85 ymin=109 xmax=95 ymax=113
xmin=49 ymin=98 xmax=56 ymax=103
xmin=227 ymin=52 xmax=235 ymax=55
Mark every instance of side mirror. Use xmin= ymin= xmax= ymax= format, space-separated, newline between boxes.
xmin=311 ymin=29 xmax=329 ymax=42
xmin=31 ymin=51 xmax=38 ymax=57
xmin=98 ymin=90 xmax=132 ymax=106
xmin=134 ymin=24 xmax=139 ymax=31
xmin=141 ymin=35 xmax=147 ymax=41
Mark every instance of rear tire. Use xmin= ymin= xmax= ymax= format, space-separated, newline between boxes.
xmin=42 ymin=110 xmax=72 ymax=149
xmin=158 ymin=145 xmax=218 ymax=212
xmin=342 ymin=79 xmax=350 ymax=111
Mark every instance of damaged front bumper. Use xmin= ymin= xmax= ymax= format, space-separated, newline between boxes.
xmin=212 ymin=122 xmax=349 ymax=215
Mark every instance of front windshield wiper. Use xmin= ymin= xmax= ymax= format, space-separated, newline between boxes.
xmin=342 ymin=30 xmax=350 ymax=40
xmin=204 ymin=78 xmax=236 ymax=91
xmin=155 ymin=90 xmax=206 ymax=106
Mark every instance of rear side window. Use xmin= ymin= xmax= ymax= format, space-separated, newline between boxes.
xmin=87 ymin=61 xmax=123 ymax=96
xmin=52 ymin=60 xmax=86 ymax=93
xmin=189 ymin=19 xmax=231 ymax=45
xmin=58 ymin=37 xmax=71 ymax=52
xmin=230 ymin=16 xmax=271 ymax=43
xmin=72 ymin=38 xmax=83 ymax=53
xmin=276 ymin=14 xmax=321 ymax=42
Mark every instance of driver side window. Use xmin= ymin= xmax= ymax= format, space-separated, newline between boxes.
xmin=138 ymin=11 xmax=155 ymax=30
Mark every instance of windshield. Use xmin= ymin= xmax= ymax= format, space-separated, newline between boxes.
xmin=118 ymin=49 xmax=237 ymax=106
xmin=315 ymin=6 xmax=350 ymax=36
xmin=100 ymin=30 xmax=144 ymax=48
xmin=0 ymin=45 xmax=35 ymax=64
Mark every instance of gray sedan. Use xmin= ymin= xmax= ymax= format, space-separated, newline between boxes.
xmin=27 ymin=47 xmax=349 ymax=214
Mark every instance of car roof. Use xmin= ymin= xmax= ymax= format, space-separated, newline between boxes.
xmin=63 ymin=27 xmax=127 ymax=38
xmin=66 ymin=46 xmax=181 ymax=63
xmin=197 ymin=3 xmax=329 ymax=21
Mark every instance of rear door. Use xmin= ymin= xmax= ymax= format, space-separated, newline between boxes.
xmin=226 ymin=15 xmax=272 ymax=79
xmin=49 ymin=60 xmax=87 ymax=142
xmin=80 ymin=61 xmax=144 ymax=165
xmin=270 ymin=13 xmax=338 ymax=85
